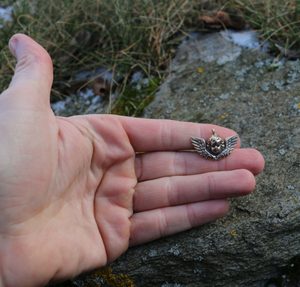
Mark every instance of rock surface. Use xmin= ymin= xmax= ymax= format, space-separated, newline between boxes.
xmin=66 ymin=32 xmax=300 ymax=287
xmin=108 ymin=32 xmax=300 ymax=286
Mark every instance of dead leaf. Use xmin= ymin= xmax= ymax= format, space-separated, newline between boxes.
xmin=70 ymin=30 xmax=92 ymax=46
xmin=92 ymin=77 xmax=111 ymax=97
xmin=275 ymin=43 xmax=300 ymax=60
xmin=199 ymin=10 xmax=246 ymax=30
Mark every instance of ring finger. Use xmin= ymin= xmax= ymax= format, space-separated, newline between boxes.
xmin=133 ymin=169 xmax=255 ymax=212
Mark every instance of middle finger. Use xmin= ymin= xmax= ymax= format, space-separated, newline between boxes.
xmin=135 ymin=148 xmax=264 ymax=181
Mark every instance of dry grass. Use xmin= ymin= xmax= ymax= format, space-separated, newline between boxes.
xmin=229 ymin=0 xmax=300 ymax=49
xmin=1 ymin=0 xmax=300 ymax=115
xmin=0 ymin=0 xmax=191 ymax=101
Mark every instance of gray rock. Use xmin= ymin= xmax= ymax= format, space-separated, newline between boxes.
xmin=175 ymin=32 xmax=242 ymax=66
xmin=108 ymin=32 xmax=300 ymax=286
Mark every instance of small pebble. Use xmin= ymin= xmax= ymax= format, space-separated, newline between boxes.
xmin=260 ymin=83 xmax=270 ymax=92
xmin=0 ymin=6 xmax=13 ymax=24
xmin=278 ymin=148 xmax=286 ymax=156
xmin=220 ymin=93 xmax=230 ymax=100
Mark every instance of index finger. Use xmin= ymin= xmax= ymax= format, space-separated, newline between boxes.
xmin=119 ymin=116 xmax=240 ymax=152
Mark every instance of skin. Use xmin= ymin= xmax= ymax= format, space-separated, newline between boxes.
xmin=0 ymin=34 xmax=265 ymax=287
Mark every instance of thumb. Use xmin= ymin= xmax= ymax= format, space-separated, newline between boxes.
xmin=4 ymin=33 xmax=53 ymax=109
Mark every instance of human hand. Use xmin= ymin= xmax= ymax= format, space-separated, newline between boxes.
xmin=0 ymin=34 xmax=264 ymax=287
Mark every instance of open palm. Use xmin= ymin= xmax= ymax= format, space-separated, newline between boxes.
xmin=0 ymin=35 xmax=264 ymax=287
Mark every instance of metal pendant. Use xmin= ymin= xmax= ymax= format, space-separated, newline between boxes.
xmin=191 ymin=129 xmax=238 ymax=160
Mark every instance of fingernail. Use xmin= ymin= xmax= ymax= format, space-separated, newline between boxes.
xmin=9 ymin=36 xmax=18 ymax=56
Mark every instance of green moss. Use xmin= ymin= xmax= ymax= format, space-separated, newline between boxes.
xmin=51 ymin=267 xmax=135 ymax=287
xmin=111 ymin=77 xmax=160 ymax=116
xmin=92 ymin=267 xmax=135 ymax=287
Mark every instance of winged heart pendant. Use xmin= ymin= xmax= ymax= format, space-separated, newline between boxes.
xmin=191 ymin=129 xmax=238 ymax=160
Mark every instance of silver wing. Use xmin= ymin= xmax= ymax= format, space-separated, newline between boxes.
xmin=191 ymin=137 xmax=217 ymax=160
xmin=218 ymin=135 xmax=238 ymax=159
